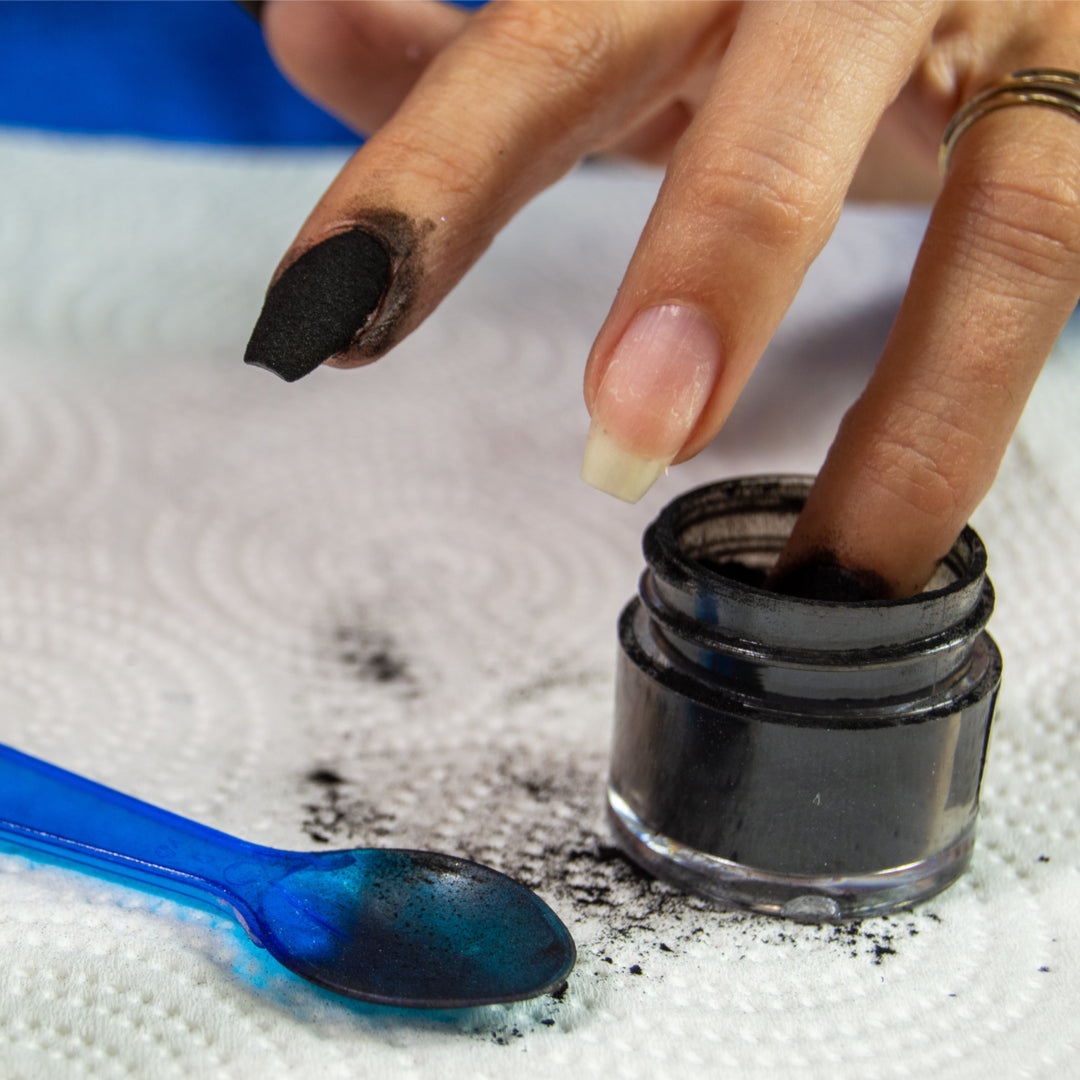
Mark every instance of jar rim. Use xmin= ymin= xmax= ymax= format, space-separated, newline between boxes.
xmin=643 ymin=476 xmax=992 ymax=651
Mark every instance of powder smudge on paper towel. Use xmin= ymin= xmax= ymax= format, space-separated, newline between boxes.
xmin=296 ymin=748 xmax=943 ymax=1040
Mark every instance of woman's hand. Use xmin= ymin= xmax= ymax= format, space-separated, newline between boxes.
xmin=246 ymin=1 xmax=1080 ymax=598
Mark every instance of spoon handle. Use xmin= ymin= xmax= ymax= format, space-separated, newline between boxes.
xmin=0 ymin=742 xmax=280 ymax=924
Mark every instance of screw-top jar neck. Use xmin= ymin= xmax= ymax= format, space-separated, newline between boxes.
xmin=640 ymin=476 xmax=995 ymax=705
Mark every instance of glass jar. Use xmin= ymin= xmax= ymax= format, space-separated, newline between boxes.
xmin=608 ymin=476 xmax=1002 ymax=921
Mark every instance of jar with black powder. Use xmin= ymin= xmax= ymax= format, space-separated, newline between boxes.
xmin=608 ymin=475 xmax=1002 ymax=921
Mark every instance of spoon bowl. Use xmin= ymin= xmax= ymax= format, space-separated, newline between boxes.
xmin=0 ymin=744 xmax=575 ymax=1008
xmin=254 ymin=848 xmax=574 ymax=1007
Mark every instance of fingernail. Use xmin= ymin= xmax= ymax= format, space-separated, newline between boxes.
xmin=581 ymin=304 xmax=721 ymax=503
xmin=580 ymin=419 xmax=671 ymax=504
xmin=244 ymin=229 xmax=392 ymax=382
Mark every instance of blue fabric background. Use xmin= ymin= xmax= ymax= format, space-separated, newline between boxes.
xmin=0 ymin=0 xmax=359 ymax=145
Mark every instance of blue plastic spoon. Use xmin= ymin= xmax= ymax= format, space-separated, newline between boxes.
xmin=0 ymin=743 xmax=575 ymax=1008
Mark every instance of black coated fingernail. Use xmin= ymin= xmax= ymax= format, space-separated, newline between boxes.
xmin=769 ymin=555 xmax=893 ymax=603
xmin=244 ymin=230 xmax=392 ymax=383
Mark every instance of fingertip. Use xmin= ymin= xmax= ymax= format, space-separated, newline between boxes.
xmin=243 ymin=352 xmax=308 ymax=383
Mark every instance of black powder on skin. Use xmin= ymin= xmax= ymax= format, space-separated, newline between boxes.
xmin=767 ymin=550 xmax=894 ymax=603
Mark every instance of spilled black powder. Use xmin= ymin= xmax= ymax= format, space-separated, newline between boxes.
xmin=328 ymin=622 xmax=418 ymax=695
xmin=307 ymin=768 xmax=344 ymax=787
xmin=294 ymin=611 xmax=955 ymax=1042
xmin=294 ymin=747 xmax=945 ymax=1039
xmin=333 ymin=625 xmax=413 ymax=687
xmin=301 ymin=768 xmax=397 ymax=846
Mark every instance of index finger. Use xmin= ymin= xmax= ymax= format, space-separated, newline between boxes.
xmin=244 ymin=1 xmax=732 ymax=381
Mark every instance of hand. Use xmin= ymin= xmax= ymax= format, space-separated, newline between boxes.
xmin=245 ymin=1 xmax=1080 ymax=598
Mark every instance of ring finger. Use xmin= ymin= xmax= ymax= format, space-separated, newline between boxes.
xmin=779 ymin=64 xmax=1080 ymax=597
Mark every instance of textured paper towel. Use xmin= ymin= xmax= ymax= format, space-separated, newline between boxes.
xmin=0 ymin=131 xmax=1076 ymax=1079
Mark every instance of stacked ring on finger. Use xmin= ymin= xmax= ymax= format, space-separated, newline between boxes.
xmin=940 ymin=68 xmax=1080 ymax=174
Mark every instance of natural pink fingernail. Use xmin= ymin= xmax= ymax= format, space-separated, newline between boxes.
xmin=581 ymin=304 xmax=722 ymax=502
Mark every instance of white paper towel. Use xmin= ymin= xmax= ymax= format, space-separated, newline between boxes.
xmin=0 ymin=130 xmax=1076 ymax=1079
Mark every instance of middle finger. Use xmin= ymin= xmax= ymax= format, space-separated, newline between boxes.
xmin=582 ymin=1 xmax=942 ymax=501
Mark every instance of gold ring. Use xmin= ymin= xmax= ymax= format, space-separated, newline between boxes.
xmin=939 ymin=68 xmax=1080 ymax=175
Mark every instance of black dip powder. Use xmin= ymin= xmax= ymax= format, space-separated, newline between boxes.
xmin=608 ymin=475 xmax=1002 ymax=921
xmin=244 ymin=228 xmax=392 ymax=383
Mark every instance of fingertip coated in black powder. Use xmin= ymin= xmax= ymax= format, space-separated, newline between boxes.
xmin=244 ymin=229 xmax=391 ymax=382
xmin=769 ymin=552 xmax=892 ymax=602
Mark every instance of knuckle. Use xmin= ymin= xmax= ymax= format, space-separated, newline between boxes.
xmin=819 ymin=0 xmax=935 ymax=59
xmin=676 ymin=137 xmax=838 ymax=253
xmin=474 ymin=2 xmax=620 ymax=91
xmin=851 ymin=394 xmax=984 ymax=526
xmin=955 ymin=162 xmax=1080 ymax=281
xmin=377 ymin=125 xmax=492 ymax=198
